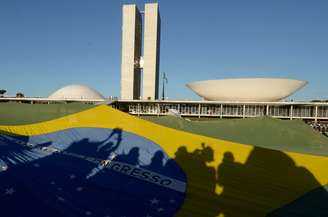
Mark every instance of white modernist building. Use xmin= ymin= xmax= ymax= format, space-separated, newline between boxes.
xmin=120 ymin=3 xmax=160 ymax=100
xmin=187 ymin=78 xmax=307 ymax=102
xmin=0 ymin=84 xmax=106 ymax=104
xmin=120 ymin=4 xmax=142 ymax=100
xmin=48 ymin=84 xmax=105 ymax=101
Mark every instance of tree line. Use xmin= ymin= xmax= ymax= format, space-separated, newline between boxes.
xmin=0 ymin=89 xmax=25 ymax=98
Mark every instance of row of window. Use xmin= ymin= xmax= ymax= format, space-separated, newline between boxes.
xmin=127 ymin=104 xmax=328 ymax=118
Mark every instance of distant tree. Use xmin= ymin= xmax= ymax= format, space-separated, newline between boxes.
xmin=0 ymin=89 xmax=6 ymax=97
xmin=16 ymin=92 xmax=25 ymax=98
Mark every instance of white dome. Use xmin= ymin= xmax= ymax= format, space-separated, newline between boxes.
xmin=49 ymin=84 xmax=105 ymax=100
xmin=187 ymin=78 xmax=307 ymax=102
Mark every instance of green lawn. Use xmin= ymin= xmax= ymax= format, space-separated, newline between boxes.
xmin=142 ymin=115 xmax=328 ymax=156
xmin=0 ymin=102 xmax=95 ymax=125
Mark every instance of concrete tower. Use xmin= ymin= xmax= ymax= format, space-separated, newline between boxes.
xmin=120 ymin=4 xmax=142 ymax=100
xmin=120 ymin=3 xmax=161 ymax=100
xmin=143 ymin=3 xmax=161 ymax=100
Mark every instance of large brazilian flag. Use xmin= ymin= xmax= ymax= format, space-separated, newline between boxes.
xmin=0 ymin=104 xmax=327 ymax=217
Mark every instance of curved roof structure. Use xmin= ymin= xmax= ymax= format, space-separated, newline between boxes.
xmin=187 ymin=78 xmax=307 ymax=102
xmin=48 ymin=84 xmax=105 ymax=100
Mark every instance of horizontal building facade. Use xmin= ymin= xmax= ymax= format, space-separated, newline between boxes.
xmin=114 ymin=100 xmax=328 ymax=122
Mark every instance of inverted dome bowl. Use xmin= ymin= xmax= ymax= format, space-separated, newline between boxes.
xmin=186 ymin=78 xmax=307 ymax=102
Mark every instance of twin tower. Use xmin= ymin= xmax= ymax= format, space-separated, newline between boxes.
xmin=121 ymin=3 xmax=160 ymax=100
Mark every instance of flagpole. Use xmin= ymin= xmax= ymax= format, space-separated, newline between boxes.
xmin=162 ymin=72 xmax=165 ymax=100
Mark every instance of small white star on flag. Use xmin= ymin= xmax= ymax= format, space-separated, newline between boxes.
xmin=4 ymin=188 xmax=15 ymax=195
xmin=150 ymin=198 xmax=159 ymax=205
xmin=57 ymin=196 xmax=65 ymax=202
xmin=85 ymin=211 xmax=92 ymax=216
xmin=76 ymin=186 xmax=83 ymax=192
xmin=69 ymin=174 xmax=76 ymax=179
xmin=169 ymin=199 xmax=175 ymax=203
xmin=157 ymin=208 xmax=164 ymax=212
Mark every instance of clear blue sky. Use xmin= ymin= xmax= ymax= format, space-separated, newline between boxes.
xmin=1 ymin=0 xmax=327 ymax=100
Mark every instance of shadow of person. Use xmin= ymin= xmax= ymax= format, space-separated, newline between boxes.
xmin=143 ymin=150 xmax=165 ymax=172
xmin=217 ymin=151 xmax=243 ymax=191
xmin=216 ymin=151 xmax=248 ymax=217
xmin=96 ymin=128 xmax=122 ymax=158
xmin=65 ymin=128 xmax=122 ymax=160
xmin=116 ymin=147 xmax=140 ymax=166
xmin=173 ymin=143 xmax=220 ymax=217
xmin=217 ymin=147 xmax=328 ymax=217
xmin=171 ymin=143 xmax=327 ymax=217
xmin=62 ymin=128 xmax=123 ymax=179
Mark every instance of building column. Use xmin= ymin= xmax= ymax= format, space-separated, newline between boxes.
xmin=266 ymin=104 xmax=269 ymax=116
xmin=290 ymin=105 xmax=293 ymax=120
xmin=243 ymin=104 xmax=246 ymax=118
xmin=220 ymin=104 xmax=223 ymax=119
xmin=137 ymin=103 xmax=141 ymax=116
